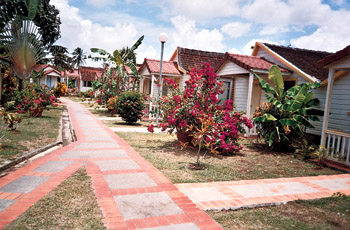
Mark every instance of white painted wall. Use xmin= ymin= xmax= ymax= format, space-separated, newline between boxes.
xmin=234 ymin=76 xmax=249 ymax=112
xmin=217 ymin=61 xmax=250 ymax=75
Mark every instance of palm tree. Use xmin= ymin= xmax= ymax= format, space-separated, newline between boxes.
xmin=72 ymin=47 xmax=86 ymax=68
xmin=49 ymin=45 xmax=73 ymax=71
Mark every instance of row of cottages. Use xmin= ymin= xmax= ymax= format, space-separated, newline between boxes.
xmin=33 ymin=64 xmax=105 ymax=92
xmin=138 ymin=44 xmax=350 ymax=165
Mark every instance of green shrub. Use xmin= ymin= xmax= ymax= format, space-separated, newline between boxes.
xmin=116 ymin=91 xmax=145 ymax=124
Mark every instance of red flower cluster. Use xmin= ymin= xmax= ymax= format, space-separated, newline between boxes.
xmin=157 ymin=63 xmax=253 ymax=155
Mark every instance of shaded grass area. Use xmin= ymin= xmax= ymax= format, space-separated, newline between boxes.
xmin=116 ymin=132 xmax=343 ymax=184
xmin=208 ymin=195 xmax=350 ymax=230
xmin=4 ymin=168 xmax=105 ymax=230
xmin=0 ymin=106 xmax=62 ymax=163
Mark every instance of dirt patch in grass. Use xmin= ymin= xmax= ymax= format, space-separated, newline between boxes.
xmin=116 ymin=132 xmax=344 ymax=183
xmin=0 ymin=106 xmax=62 ymax=164
xmin=4 ymin=168 xmax=105 ymax=230
xmin=208 ymin=195 xmax=350 ymax=230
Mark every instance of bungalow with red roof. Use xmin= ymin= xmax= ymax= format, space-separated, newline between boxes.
xmin=215 ymin=53 xmax=290 ymax=117
xmin=34 ymin=64 xmax=63 ymax=88
xmin=317 ymin=45 xmax=350 ymax=166
xmin=62 ymin=69 xmax=80 ymax=90
xmin=252 ymin=42 xmax=349 ymax=139
xmin=78 ymin=66 xmax=104 ymax=92
xmin=138 ymin=58 xmax=182 ymax=117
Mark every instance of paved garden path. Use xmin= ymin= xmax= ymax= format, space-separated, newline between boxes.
xmin=0 ymin=98 xmax=223 ymax=230
xmin=176 ymin=175 xmax=350 ymax=211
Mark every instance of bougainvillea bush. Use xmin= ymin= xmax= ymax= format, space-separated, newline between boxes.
xmin=14 ymin=83 xmax=58 ymax=114
xmin=158 ymin=63 xmax=252 ymax=155
xmin=116 ymin=91 xmax=145 ymax=124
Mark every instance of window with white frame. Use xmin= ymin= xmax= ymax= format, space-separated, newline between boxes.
xmin=218 ymin=79 xmax=233 ymax=104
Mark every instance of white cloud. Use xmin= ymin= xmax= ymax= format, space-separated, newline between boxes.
xmin=51 ymin=0 xmax=142 ymax=66
xmin=158 ymin=0 xmax=240 ymax=21
xmin=170 ymin=16 xmax=225 ymax=52
xmin=228 ymin=47 xmax=241 ymax=54
xmin=86 ymin=0 xmax=116 ymax=8
xmin=137 ymin=44 xmax=158 ymax=63
xmin=291 ymin=10 xmax=350 ymax=52
xmin=242 ymin=39 xmax=279 ymax=55
xmin=260 ymin=25 xmax=289 ymax=35
xmin=221 ymin=22 xmax=251 ymax=38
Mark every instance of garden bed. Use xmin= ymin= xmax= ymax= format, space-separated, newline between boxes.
xmin=116 ymin=132 xmax=344 ymax=184
xmin=0 ymin=106 xmax=63 ymax=165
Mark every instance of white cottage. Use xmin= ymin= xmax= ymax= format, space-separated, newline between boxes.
xmin=251 ymin=42 xmax=349 ymax=137
xmin=318 ymin=45 xmax=350 ymax=166
xmin=34 ymin=64 xmax=63 ymax=88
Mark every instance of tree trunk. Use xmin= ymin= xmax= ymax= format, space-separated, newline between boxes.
xmin=18 ymin=79 xmax=23 ymax=90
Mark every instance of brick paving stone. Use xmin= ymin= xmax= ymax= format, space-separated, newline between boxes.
xmin=104 ymin=173 xmax=157 ymax=190
xmin=114 ymin=192 xmax=183 ymax=220
xmin=310 ymin=178 xmax=350 ymax=191
xmin=95 ymin=159 xmax=140 ymax=171
xmin=74 ymin=142 xmax=120 ymax=149
xmin=180 ymin=187 xmax=230 ymax=202
xmin=34 ymin=161 xmax=73 ymax=173
xmin=0 ymin=200 xmax=16 ymax=212
xmin=60 ymin=149 xmax=127 ymax=159
xmin=0 ymin=176 xmax=49 ymax=194
xmin=143 ymin=223 xmax=199 ymax=230
xmin=228 ymin=182 xmax=319 ymax=198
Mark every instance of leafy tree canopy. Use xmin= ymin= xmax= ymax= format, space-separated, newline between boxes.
xmin=0 ymin=0 xmax=61 ymax=48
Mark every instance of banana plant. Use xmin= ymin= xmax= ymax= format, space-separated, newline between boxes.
xmin=90 ymin=35 xmax=144 ymax=79
xmin=253 ymin=65 xmax=323 ymax=149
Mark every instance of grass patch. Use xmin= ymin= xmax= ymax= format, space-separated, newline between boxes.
xmin=116 ymin=132 xmax=343 ymax=183
xmin=0 ymin=106 xmax=62 ymax=164
xmin=4 ymin=168 xmax=105 ymax=230
xmin=208 ymin=195 xmax=350 ymax=230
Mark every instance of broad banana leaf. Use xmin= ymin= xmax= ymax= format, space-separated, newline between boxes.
xmin=293 ymin=114 xmax=314 ymax=128
xmin=125 ymin=61 xmax=139 ymax=76
xmin=268 ymin=65 xmax=284 ymax=100
xmin=253 ymin=73 xmax=275 ymax=95
xmin=283 ymin=84 xmax=306 ymax=112
xmin=25 ymin=0 xmax=39 ymax=20
xmin=253 ymin=113 xmax=277 ymax=122
xmin=90 ymin=48 xmax=113 ymax=60
xmin=279 ymin=118 xmax=298 ymax=127
xmin=128 ymin=35 xmax=144 ymax=54
xmin=113 ymin=49 xmax=122 ymax=66
xmin=266 ymin=94 xmax=282 ymax=108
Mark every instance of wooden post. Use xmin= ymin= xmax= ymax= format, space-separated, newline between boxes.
xmin=321 ymin=68 xmax=335 ymax=146
xmin=149 ymin=75 xmax=155 ymax=119
xmin=246 ymin=72 xmax=254 ymax=117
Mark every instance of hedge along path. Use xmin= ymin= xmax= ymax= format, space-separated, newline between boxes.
xmin=0 ymin=98 xmax=223 ymax=230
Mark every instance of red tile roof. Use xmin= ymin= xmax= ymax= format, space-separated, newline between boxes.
xmin=318 ymin=45 xmax=350 ymax=68
xmin=263 ymin=43 xmax=332 ymax=81
xmin=79 ymin=66 xmax=104 ymax=81
xmin=139 ymin=58 xmax=181 ymax=75
xmin=64 ymin=69 xmax=80 ymax=79
xmin=216 ymin=52 xmax=289 ymax=73
xmin=177 ymin=47 xmax=225 ymax=72
xmin=34 ymin=64 xmax=62 ymax=76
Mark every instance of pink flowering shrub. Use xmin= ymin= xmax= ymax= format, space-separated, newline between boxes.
xmin=14 ymin=83 xmax=58 ymax=114
xmin=159 ymin=63 xmax=252 ymax=155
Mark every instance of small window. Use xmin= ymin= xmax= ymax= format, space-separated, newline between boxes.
xmin=218 ymin=80 xmax=233 ymax=104
xmin=83 ymin=81 xmax=92 ymax=87
xmin=284 ymin=80 xmax=296 ymax=91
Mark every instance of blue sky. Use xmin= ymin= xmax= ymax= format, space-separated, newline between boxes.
xmin=51 ymin=0 xmax=350 ymax=67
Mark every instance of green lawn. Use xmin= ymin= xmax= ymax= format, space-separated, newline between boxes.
xmin=0 ymin=106 xmax=62 ymax=164
xmin=4 ymin=168 xmax=105 ymax=230
xmin=116 ymin=132 xmax=344 ymax=184
xmin=209 ymin=195 xmax=350 ymax=230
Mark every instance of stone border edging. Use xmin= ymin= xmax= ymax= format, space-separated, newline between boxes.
xmin=0 ymin=104 xmax=76 ymax=174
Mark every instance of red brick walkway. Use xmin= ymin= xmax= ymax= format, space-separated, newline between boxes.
xmin=176 ymin=174 xmax=350 ymax=211
xmin=0 ymin=99 xmax=223 ymax=230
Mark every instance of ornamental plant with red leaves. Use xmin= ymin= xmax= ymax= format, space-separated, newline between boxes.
xmin=158 ymin=63 xmax=253 ymax=155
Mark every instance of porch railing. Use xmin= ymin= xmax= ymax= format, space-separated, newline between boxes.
xmin=245 ymin=124 xmax=258 ymax=137
xmin=325 ymin=129 xmax=350 ymax=166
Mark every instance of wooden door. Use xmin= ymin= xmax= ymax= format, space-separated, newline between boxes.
xmin=250 ymin=81 xmax=261 ymax=116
